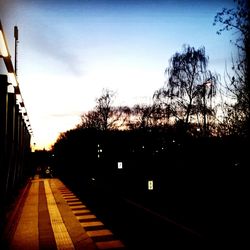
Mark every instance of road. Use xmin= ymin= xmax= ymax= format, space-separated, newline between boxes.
xmin=63 ymin=170 xmax=247 ymax=250
xmin=66 ymin=180 xmax=209 ymax=249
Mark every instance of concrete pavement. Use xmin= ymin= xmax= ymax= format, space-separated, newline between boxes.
xmin=5 ymin=177 xmax=125 ymax=250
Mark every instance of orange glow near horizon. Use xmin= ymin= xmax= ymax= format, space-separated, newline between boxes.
xmin=1 ymin=1 xmax=237 ymax=150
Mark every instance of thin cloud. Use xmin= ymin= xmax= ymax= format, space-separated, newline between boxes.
xmin=26 ymin=21 xmax=84 ymax=76
xmin=48 ymin=111 xmax=83 ymax=118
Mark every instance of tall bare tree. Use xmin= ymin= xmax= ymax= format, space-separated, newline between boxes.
xmin=80 ymin=89 xmax=130 ymax=130
xmin=214 ymin=0 xmax=250 ymax=136
xmin=156 ymin=45 xmax=218 ymax=134
xmin=194 ymin=71 xmax=218 ymax=135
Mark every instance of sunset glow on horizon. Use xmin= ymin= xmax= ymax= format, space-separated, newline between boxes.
xmin=0 ymin=0 xmax=237 ymax=150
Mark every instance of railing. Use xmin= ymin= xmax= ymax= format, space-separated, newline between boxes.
xmin=0 ymin=20 xmax=32 ymax=203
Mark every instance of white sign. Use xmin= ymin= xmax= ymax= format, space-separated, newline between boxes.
xmin=148 ymin=180 xmax=153 ymax=190
xmin=118 ymin=162 xmax=123 ymax=169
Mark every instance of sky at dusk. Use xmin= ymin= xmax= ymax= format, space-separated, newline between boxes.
xmin=0 ymin=0 xmax=237 ymax=149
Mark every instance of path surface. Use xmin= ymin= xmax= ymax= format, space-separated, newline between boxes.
xmin=7 ymin=177 xmax=125 ymax=250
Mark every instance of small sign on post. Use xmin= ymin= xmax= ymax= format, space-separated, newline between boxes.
xmin=148 ymin=180 xmax=153 ymax=190
xmin=118 ymin=162 xmax=123 ymax=169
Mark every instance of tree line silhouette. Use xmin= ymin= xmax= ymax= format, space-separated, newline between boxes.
xmin=30 ymin=1 xmax=248 ymax=245
xmin=51 ymin=1 xmax=249 ymax=187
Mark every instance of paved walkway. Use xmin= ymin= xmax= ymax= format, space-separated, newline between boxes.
xmin=7 ymin=177 xmax=125 ymax=250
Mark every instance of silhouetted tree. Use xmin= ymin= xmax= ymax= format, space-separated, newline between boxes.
xmin=193 ymin=72 xmax=218 ymax=135
xmin=128 ymin=103 xmax=171 ymax=129
xmin=156 ymin=45 xmax=218 ymax=135
xmin=95 ymin=89 xmax=115 ymax=130
xmin=214 ymin=0 xmax=250 ymax=136
xmin=81 ymin=110 xmax=102 ymax=129
xmin=80 ymin=89 xmax=130 ymax=130
xmin=129 ymin=104 xmax=152 ymax=129
xmin=153 ymin=89 xmax=176 ymax=123
xmin=214 ymin=0 xmax=249 ymax=57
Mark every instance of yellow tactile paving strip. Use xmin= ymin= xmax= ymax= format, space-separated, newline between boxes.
xmin=77 ymin=214 xmax=97 ymax=220
xmin=10 ymin=180 xmax=39 ymax=250
xmin=71 ymin=205 xmax=87 ymax=209
xmin=10 ymin=178 xmax=125 ymax=249
xmin=80 ymin=221 xmax=104 ymax=227
xmin=58 ymin=182 xmax=125 ymax=249
xmin=73 ymin=209 xmax=91 ymax=214
xmin=49 ymin=179 xmax=96 ymax=250
xmin=44 ymin=179 xmax=75 ymax=250
xmin=67 ymin=201 xmax=84 ymax=206
xmin=87 ymin=229 xmax=113 ymax=237
xmin=9 ymin=178 xmax=97 ymax=250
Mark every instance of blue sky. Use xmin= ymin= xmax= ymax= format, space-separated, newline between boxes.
xmin=0 ymin=0 xmax=237 ymax=149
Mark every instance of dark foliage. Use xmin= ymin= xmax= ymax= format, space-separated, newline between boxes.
xmin=214 ymin=0 xmax=250 ymax=137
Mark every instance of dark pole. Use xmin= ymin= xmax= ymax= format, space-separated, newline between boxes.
xmin=14 ymin=26 xmax=18 ymax=75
